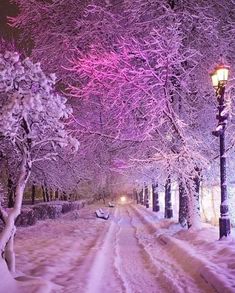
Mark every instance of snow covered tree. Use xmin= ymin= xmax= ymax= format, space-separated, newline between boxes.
xmin=7 ymin=0 xmax=235 ymax=228
xmin=0 ymin=51 xmax=78 ymax=275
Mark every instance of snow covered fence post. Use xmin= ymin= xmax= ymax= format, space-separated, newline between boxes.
xmin=152 ymin=180 xmax=160 ymax=212
xmin=164 ymin=175 xmax=173 ymax=219
xmin=0 ymin=51 xmax=79 ymax=275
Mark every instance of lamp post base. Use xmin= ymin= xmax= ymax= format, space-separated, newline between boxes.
xmin=219 ymin=217 xmax=231 ymax=239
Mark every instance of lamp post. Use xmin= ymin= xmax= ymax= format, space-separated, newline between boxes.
xmin=210 ymin=63 xmax=231 ymax=239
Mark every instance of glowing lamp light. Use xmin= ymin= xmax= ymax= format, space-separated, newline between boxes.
xmin=216 ymin=64 xmax=230 ymax=83
xmin=210 ymin=64 xmax=230 ymax=89
xmin=210 ymin=70 xmax=219 ymax=89
xmin=120 ymin=196 xmax=126 ymax=203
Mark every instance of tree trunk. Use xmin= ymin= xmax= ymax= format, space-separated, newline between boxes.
xmin=31 ymin=183 xmax=36 ymax=205
xmin=42 ymin=185 xmax=50 ymax=202
xmin=165 ymin=175 xmax=173 ymax=218
xmin=187 ymin=168 xmax=201 ymax=229
xmin=7 ymin=177 xmax=14 ymax=208
xmin=152 ymin=181 xmax=160 ymax=212
xmin=49 ymin=189 xmax=54 ymax=201
xmin=42 ymin=185 xmax=46 ymax=202
xmin=45 ymin=187 xmax=49 ymax=202
xmin=55 ymin=189 xmax=59 ymax=200
xmin=140 ymin=188 xmax=144 ymax=205
xmin=144 ymin=184 xmax=149 ymax=208
xmin=133 ymin=188 xmax=137 ymax=203
xmin=135 ymin=189 xmax=139 ymax=204
xmin=200 ymin=181 xmax=208 ymax=222
xmin=178 ymin=180 xmax=188 ymax=227
xmin=0 ymin=154 xmax=31 ymax=274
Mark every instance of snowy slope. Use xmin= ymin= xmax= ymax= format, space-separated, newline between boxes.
xmin=133 ymin=204 xmax=235 ymax=293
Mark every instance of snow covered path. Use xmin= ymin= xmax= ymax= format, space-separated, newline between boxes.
xmin=114 ymin=205 xmax=166 ymax=293
xmin=14 ymin=203 xmax=219 ymax=292
xmin=128 ymin=205 xmax=214 ymax=293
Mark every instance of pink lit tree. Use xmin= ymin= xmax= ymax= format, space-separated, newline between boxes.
xmin=8 ymin=0 xmax=235 ymax=228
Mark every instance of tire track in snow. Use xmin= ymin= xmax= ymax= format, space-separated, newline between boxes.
xmin=50 ymin=207 xmax=114 ymax=292
xmin=114 ymin=205 xmax=167 ymax=293
xmin=129 ymin=204 xmax=216 ymax=293
xmin=84 ymin=207 xmax=124 ymax=293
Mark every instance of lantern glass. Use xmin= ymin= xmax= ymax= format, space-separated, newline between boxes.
xmin=216 ymin=65 xmax=230 ymax=83
xmin=210 ymin=71 xmax=218 ymax=88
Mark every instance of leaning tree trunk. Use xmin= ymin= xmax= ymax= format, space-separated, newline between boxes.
xmin=0 ymin=154 xmax=31 ymax=274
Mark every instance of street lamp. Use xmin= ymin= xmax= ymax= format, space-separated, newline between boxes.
xmin=210 ymin=63 xmax=231 ymax=239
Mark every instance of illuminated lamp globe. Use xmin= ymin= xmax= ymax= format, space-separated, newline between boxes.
xmin=120 ymin=196 xmax=126 ymax=203
xmin=210 ymin=70 xmax=219 ymax=89
xmin=215 ymin=64 xmax=230 ymax=84
xmin=210 ymin=64 xmax=230 ymax=89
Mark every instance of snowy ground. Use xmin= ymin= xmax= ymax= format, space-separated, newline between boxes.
xmin=11 ymin=202 xmax=235 ymax=293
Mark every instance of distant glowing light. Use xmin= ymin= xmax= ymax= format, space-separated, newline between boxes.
xmin=120 ymin=196 xmax=126 ymax=203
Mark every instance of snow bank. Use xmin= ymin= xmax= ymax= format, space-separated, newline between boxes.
xmin=133 ymin=204 xmax=235 ymax=293
xmin=14 ymin=202 xmax=111 ymax=292
xmin=0 ymin=257 xmax=57 ymax=293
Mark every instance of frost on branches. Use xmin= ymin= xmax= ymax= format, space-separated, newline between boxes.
xmin=0 ymin=51 xmax=78 ymax=276
xmin=8 ymin=0 xmax=235 ymax=228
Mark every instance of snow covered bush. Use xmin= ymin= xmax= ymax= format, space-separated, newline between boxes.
xmin=0 ymin=51 xmax=79 ymax=275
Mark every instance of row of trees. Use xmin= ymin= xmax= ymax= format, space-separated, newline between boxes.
xmin=136 ymin=174 xmax=201 ymax=229
xmin=0 ymin=0 xmax=235 ymax=277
